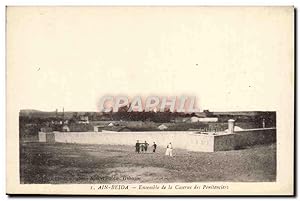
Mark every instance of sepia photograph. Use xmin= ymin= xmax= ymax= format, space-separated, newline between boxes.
xmin=6 ymin=6 xmax=294 ymax=195
xmin=19 ymin=106 xmax=277 ymax=184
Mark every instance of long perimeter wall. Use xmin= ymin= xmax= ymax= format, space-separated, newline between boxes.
xmin=38 ymin=128 xmax=276 ymax=152
xmin=53 ymin=131 xmax=216 ymax=152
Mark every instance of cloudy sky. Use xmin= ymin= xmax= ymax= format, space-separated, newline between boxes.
xmin=7 ymin=6 xmax=293 ymax=112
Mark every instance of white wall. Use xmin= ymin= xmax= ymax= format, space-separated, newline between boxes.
xmin=39 ymin=128 xmax=276 ymax=152
xmin=53 ymin=131 xmax=216 ymax=152
xmin=38 ymin=132 xmax=46 ymax=142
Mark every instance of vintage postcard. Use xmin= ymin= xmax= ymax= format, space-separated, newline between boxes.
xmin=6 ymin=6 xmax=294 ymax=195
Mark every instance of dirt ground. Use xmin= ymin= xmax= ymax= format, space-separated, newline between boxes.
xmin=20 ymin=142 xmax=276 ymax=184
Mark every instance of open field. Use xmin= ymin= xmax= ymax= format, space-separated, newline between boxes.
xmin=20 ymin=142 xmax=276 ymax=184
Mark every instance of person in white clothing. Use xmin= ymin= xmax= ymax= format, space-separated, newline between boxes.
xmin=165 ymin=142 xmax=173 ymax=157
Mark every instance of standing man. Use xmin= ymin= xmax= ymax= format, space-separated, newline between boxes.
xmin=168 ymin=142 xmax=173 ymax=157
xmin=140 ymin=143 xmax=145 ymax=153
xmin=165 ymin=142 xmax=173 ymax=157
xmin=135 ymin=140 xmax=140 ymax=153
xmin=144 ymin=141 xmax=149 ymax=152
xmin=152 ymin=142 xmax=157 ymax=153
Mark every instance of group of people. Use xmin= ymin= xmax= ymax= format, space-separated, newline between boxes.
xmin=135 ymin=140 xmax=156 ymax=153
xmin=135 ymin=140 xmax=173 ymax=157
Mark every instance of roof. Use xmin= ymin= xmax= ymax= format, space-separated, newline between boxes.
xmin=40 ymin=127 xmax=53 ymax=132
xmin=158 ymin=124 xmax=168 ymax=130
xmin=101 ymin=126 xmax=131 ymax=132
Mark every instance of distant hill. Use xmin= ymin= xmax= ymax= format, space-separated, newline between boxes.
xmin=212 ymin=111 xmax=275 ymax=116
xmin=20 ymin=110 xmax=58 ymax=118
xmin=20 ymin=109 xmax=45 ymax=114
xmin=19 ymin=109 xmax=96 ymax=119
xmin=19 ymin=110 xmax=273 ymax=125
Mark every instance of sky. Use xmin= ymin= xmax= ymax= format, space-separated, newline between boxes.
xmin=7 ymin=6 xmax=294 ymax=112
